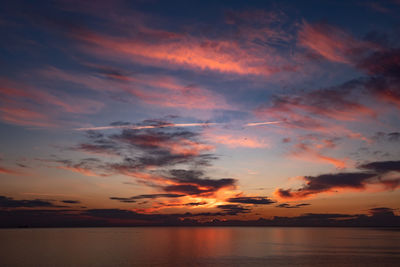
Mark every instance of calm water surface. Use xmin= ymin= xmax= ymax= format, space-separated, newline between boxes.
xmin=0 ymin=227 xmax=399 ymax=266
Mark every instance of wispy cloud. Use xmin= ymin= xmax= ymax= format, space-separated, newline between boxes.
xmin=0 ymin=78 xmax=104 ymax=127
xmin=75 ymin=120 xmax=281 ymax=131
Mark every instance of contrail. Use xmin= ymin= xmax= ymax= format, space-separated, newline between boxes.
xmin=245 ymin=121 xmax=282 ymax=126
xmin=75 ymin=121 xmax=280 ymax=131
xmin=76 ymin=122 xmax=219 ymax=131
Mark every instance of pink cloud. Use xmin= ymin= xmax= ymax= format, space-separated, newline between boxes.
xmin=56 ymin=166 xmax=100 ymax=177
xmin=70 ymin=24 xmax=293 ymax=77
xmin=204 ymin=132 xmax=268 ymax=148
xmin=0 ymin=106 xmax=56 ymax=128
xmin=0 ymin=78 xmax=104 ymax=127
xmin=299 ymin=21 xmax=372 ymax=63
xmin=0 ymin=166 xmax=18 ymax=175
xmin=289 ymin=142 xmax=347 ymax=169
xmin=39 ymin=67 xmax=231 ymax=110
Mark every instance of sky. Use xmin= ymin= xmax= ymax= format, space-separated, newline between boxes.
xmin=0 ymin=0 xmax=399 ymax=227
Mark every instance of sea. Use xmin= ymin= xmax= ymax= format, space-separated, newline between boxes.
xmin=0 ymin=227 xmax=399 ymax=266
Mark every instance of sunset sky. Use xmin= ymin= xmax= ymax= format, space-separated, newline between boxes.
xmin=1 ymin=0 xmax=399 ymax=226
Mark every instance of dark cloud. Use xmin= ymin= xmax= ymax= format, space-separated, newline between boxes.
xmin=183 ymin=202 xmax=207 ymax=206
xmin=83 ymin=209 xmax=166 ymax=221
xmin=109 ymin=197 xmax=137 ymax=203
xmin=227 ymin=196 xmax=275 ymax=205
xmin=73 ymin=130 xmax=122 ymax=156
xmin=110 ymin=193 xmax=184 ymax=203
xmin=276 ymin=160 xmax=400 ymax=199
xmin=348 ymin=46 xmax=400 ymax=110
xmin=0 ymin=195 xmax=57 ymax=208
xmin=216 ymin=204 xmax=251 ymax=215
xmin=163 ymin=184 xmax=206 ymax=195
xmin=163 ymin=169 xmax=236 ymax=195
xmin=53 ymin=158 xmax=107 ymax=176
xmin=359 ymin=160 xmax=400 ymax=173
xmin=70 ymin=121 xmax=217 ymax=174
xmin=61 ymin=200 xmax=81 ymax=204
xmin=276 ymin=172 xmax=376 ymax=199
xmin=83 ymin=208 xmax=227 ymax=222
xmin=295 ymin=213 xmax=356 ymax=220
xmin=368 ymin=207 xmax=396 ymax=217
xmin=16 ymin=163 xmax=29 ymax=168
xmin=55 ymin=119 xmax=234 ymax=199
xmin=86 ymin=65 xmax=132 ymax=82
xmin=276 ymin=203 xmax=310 ymax=208
xmin=388 ymin=132 xmax=400 ymax=142
xmin=358 ymin=48 xmax=400 ymax=77
xmin=0 ymin=197 xmax=398 ymax=227
xmin=373 ymin=132 xmax=400 ymax=142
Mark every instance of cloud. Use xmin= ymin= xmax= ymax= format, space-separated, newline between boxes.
xmin=373 ymin=132 xmax=400 ymax=142
xmin=0 ymin=78 xmax=104 ymax=127
xmin=64 ymin=122 xmax=218 ymax=177
xmin=368 ymin=207 xmax=396 ymax=216
xmin=2 ymin=208 xmax=398 ymax=227
xmin=83 ymin=207 xmax=238 ymax=222
xmin=60 ymin=200 xmax=81 ymax=204
xmin=294 ymin=213 xmax=356 ymax=220
xmin=111 ymin=125 xmax=214 ymax=158
xmin=360 ymin=49 xmax=400 ymax=109
xmin=275 ymin=172 xmax=376 ymax=200
xmin=275 ymin=160 xmax=400 ymax=200
xmin=216 ymin=204 xmax=251 ymax=215
xmin=110 ymin=193 xmax=184 ymax=203
xmin=276 ymin=203 xmax=310 ymax=208
xmin=0 ymin=106 xmax=56 ymax=128
xmin=0 ymin=166 xmax=18 ymax=175
xmin=299 ymin=21 xmax=371 ymax=63
xmin=359 ymin=160 xmax=400 ymax=173
xmin=299 ymin=23 xmax=400 ymax=113
xmin=31 ymin=2 xmax=297 ymax=77
xmin=255 ymin=23 xmax=399 ymax=157
xmin=0 ymin=195 xmax=57 ymax=208
xmin=256 ymin=86 xmax=376 ymax=125
xmin=289 ymin=142 xmax=347 ymax=168
xmin=76 ymin=122 xmax=219 ymax=131
xmin=227 ymin=196 xmax=275 ymax=205
xmin=205 ymin=133 xmax=268 ymax=148
xmin=76 ymin=120 xmax=281 ymax=132
xmin=54 ymin=158 xmax=106 ymax=177
xmin=55 ymin=119 xmax=238 ymax=202
xmin=132 ymin=83 xmax=232 ymax=110
xmin=72 ymin=25 xmax=293 ymax=77
xmin=39 ymin=66 xmax=231 ymax=111
xmin=163 ymin=169 xmax=236 ymax=196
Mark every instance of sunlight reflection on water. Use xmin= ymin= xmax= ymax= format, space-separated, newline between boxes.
xmin=1 ymin=227 xmax=399 ymax=266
